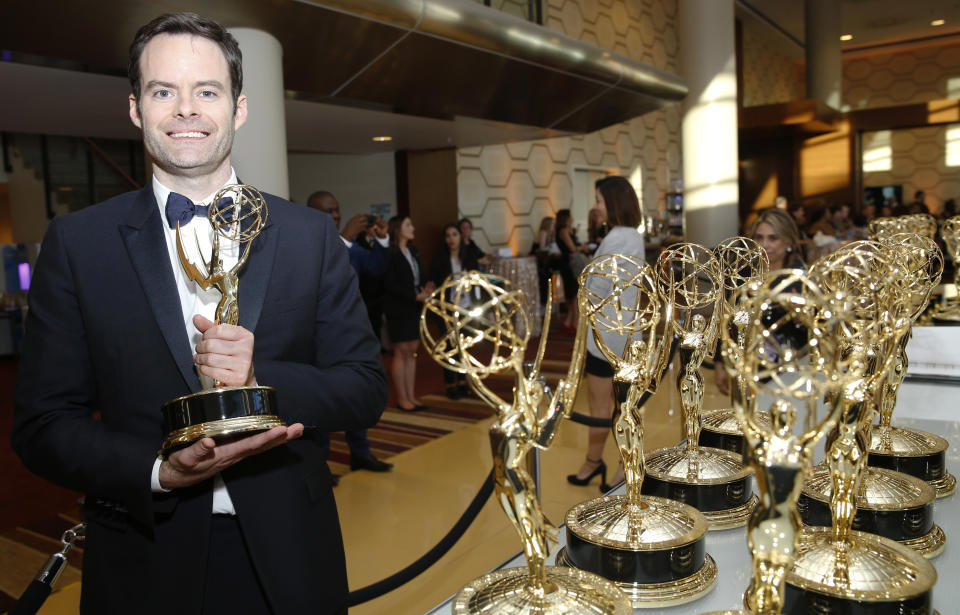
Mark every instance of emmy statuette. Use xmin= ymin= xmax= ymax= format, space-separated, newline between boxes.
xmin=421 ymin=272 xmax=631 ymax=615
xmin=787 ymin=242 xmax=939 ymax=613
xmin=161 ymin=184 xmax=283 ymax=453
xmin=557 ymin=254 xmax=718 ymax=607
xmin=866 ymin=232 xmax=955 ymax=497
xmin=641 ymin=243 xmax=758 ymax=529
xmin=796 ymin=239 xmax=946 ymax=558
xmin=701 ymin=270 xmax=850 ymax=615
xmin=698 ymin=236 xmax=771 ymax=456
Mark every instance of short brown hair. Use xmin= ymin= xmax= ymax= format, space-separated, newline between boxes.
xmin=128 ymin=12 xmax=243 ymax=108
xmin=597 ymin=176 xmax=641 ymax=228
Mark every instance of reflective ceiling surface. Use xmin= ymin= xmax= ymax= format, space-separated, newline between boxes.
xmin=1 ymin=0 xmax=687 ymax=152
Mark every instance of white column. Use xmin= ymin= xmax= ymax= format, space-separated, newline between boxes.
xmin=805 ymin=0 xmax=842 ymax=110
xmin=229 ymin=28 xmax=289 ymax=199
xmin=679 ymin=0 xmax=739 ymax=247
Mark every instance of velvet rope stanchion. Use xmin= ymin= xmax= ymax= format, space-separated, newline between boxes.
xmin=346 ymin=467 xmax=496 ymax=606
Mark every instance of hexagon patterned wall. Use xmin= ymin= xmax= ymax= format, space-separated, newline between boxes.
xmin=457 ymin=0 xmax=682 ymax=256
xmin=843 ymin=44 xmax=960 ymax=110
xmin=740 ymin=20 xmax=804 ymax=107
xmin=862 ymin=123 xmax=960 ymax=216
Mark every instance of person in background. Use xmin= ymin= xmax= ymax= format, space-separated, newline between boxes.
xmin=532 ymin=216 xmax=559 ymax=306
xmin=567 ymin=176 xmax=645 ymax=491
xmin=908 ymin=190 xmax=929 ymax=215
xmin=806 ymin=205 xmax=836 ymax=238
xmin=942 ymin=198 xmax=957 ymax=220
xmin=715 ymin=208 xmax=804 ymax=395
xmin=307 ymin=191 xmax=394 ymax=480
xmin=459 ymin=217 xmax=493 ymax=269
xmin=555 ymin=208 xmax=590 ymax=332
xmin=587 ymin=205 xmax=608 ymax=246
xmin=429 ymin=223 xmax=478 ymax=399
xmin=384 ymin=216 xmax=435 ymax=411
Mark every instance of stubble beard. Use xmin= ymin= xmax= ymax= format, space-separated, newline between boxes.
xmin=145 ymin=124 xmax=235 ymax=180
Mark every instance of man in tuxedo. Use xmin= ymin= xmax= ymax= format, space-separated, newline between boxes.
xmin=306 ymin=190 xmax=393 ymax=479
xmin=12 ymin=12 xmax=386 ymax=615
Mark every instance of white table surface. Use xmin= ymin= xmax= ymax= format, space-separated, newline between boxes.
xmin=427 ymin=381 xmax=960 ymax=614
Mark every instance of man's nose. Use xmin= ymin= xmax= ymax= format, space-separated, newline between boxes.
xmin=175 ymin=94 xmax=198 ymax=118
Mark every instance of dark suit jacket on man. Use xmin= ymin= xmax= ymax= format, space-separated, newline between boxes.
xmin=13 ymin=185 xmax=387 ymax=614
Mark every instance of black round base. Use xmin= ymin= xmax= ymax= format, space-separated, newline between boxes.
xmin=564 ymin=527 xmax=707 ymax=585
xmin=698 ymin=428 xmax=747 ymax=456
xmin=868 ymin=450 xmax=947 ymax=485
xmin=161 ymin=386 xmax=281 ymax=453
xmin=640 ymin=473 xmax=753 ymax=513
xmin=796 ymin=493 xmax=933 ymax=543
xmin=783 ymin=582 xmax=934 ymax=615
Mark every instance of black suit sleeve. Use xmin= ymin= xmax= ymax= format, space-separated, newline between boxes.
xmin=13 ymin=218 xmax=158 ymax=525
xmin=253 ymin=217 xmax=387 ymax=431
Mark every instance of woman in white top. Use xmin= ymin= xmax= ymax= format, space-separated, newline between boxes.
xmin=567 ymin=176 xmax=646 ymax=491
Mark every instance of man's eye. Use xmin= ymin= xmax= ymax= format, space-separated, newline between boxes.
xmin=154 ymin=89 xmax=172 ymax=98
xmin=199 ymin=90 xmax=217 ymax=98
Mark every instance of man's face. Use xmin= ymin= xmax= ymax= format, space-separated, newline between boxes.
xmin=312 ymin=196 xmax=341 ymax=228
xmin=129 ymin=34 xmax=247 ymax=180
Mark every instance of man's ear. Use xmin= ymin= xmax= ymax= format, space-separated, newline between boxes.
xmin=128 ymin=94 xmax=142 ymax=129
xmin=233 ymin=94 xmax=248 ymax=130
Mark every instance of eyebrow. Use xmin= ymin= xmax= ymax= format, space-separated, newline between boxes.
xmin=143 ymin=80 xmax=225 ymax=90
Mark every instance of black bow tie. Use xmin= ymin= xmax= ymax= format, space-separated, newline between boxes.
xmin=164 ymin=192 xmax=235 ymax=229
xmin=164 ymin=191 xmax=210 ymax=229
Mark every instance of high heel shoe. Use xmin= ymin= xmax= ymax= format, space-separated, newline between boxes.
xmin=567 ymin=458 xmax=608 ymax=490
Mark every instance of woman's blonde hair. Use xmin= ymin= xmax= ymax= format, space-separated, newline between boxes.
xmin=747 ymin=208 xmax=802 ymax=261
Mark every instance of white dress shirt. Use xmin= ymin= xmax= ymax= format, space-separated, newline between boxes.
xmin=149 ymin=170 xmax=241 ymax=515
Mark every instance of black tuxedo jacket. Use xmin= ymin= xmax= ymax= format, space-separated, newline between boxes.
xmin=13 ymin=185 xmax=387 ymax=614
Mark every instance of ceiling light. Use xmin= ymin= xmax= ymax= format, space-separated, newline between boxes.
xmin=931 ymin=19 xmax=946 ymax=26
xmin=372 ymin=136 xmax=392 ymax=142
xmin=840 ymin=34 xmax=853 ymax=41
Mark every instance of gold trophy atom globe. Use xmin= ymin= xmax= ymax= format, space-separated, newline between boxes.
xmin=704 ymin=270 xmax=850 ymax=615
xmin=699 ymin=236 xmax=771 ymax=456
xmin=161 ymin=184 xmax=282 ymax=452
xmin=557 ymin=254 xmax=718 ymax=608
xmin=641 ymin=243 xmax=758 ymax=529
xmin=420 ymin=272 xmax=631 ymax=615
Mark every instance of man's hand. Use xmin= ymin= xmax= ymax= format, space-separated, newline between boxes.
xmin=193 ymin=315 xmax=257 ymax=387
xmin=341 ymin=214 xmax=369 ymax=242
xmin=372 ymin=215 xmax=388 ymax=239
xmin=159 ymin=425 xmax=304 ymax=490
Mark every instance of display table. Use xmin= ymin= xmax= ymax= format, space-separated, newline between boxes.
xmin=487 ymin=256 xmax=542 ymax=338
xmin=427 ymin=381 xmax=960 ymax=614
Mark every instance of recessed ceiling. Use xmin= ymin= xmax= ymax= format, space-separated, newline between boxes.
xmin=739 ymin=0 xmax=960 ymax=51
xmin=0 ymin=60 xmax=571 ymax=153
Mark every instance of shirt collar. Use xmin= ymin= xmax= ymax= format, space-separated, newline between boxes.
xmin=340 ymin=235 xmax=352 ymax=248
xmin=152 ymin=168 xmax=239 ymax=218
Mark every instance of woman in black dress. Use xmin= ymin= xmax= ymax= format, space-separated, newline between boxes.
xmin=555 ymin=208 xmax=590 ymax=332
xmin=384 ymin=216 xmax=435 ymax=411
xmin=429 ymin=223 xmax=479 ymax=400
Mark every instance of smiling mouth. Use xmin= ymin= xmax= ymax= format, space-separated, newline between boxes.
xmin=168 ymin=131 xmax=209 ymax=139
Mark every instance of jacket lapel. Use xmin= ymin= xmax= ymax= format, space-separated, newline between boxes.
xmin=119 ymin=186 xmax=201 ymax=393
xmin=238 ymin=203 xmax=277 ymax=334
